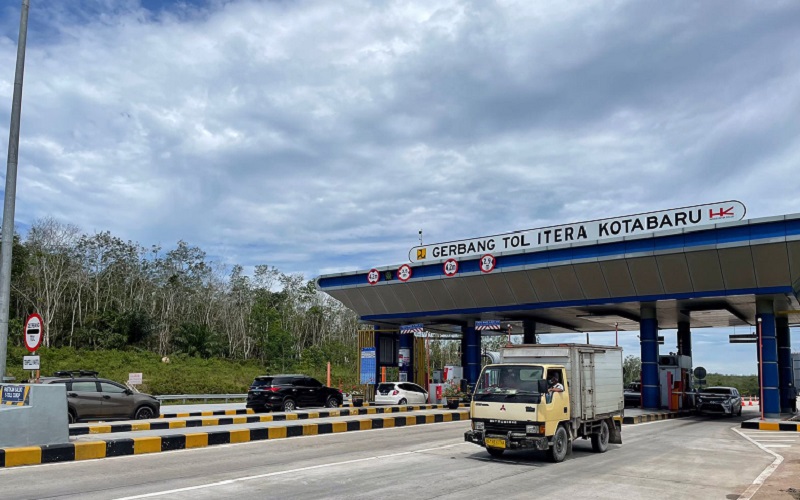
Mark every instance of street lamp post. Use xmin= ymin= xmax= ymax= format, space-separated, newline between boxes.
xmin=0 ymin=0 xmax=31 ymax=382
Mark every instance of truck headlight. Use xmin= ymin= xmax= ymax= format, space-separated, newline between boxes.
xmin=526 ymin=425 xmax=536 ymax=434
xmin=474 ymin=421 xmax=484 ymax=431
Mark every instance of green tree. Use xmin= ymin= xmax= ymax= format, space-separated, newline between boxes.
xmin=623 ymin=355 xmax=641 ymax=385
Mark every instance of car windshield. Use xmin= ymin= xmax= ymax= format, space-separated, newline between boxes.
xmin=703 ymin=388 xmax=733 ymax=395
xmin=475 ymin=365 xmax=544 ymax=394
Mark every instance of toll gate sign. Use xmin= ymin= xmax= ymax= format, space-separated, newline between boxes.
xmin=23 ymin=313 xmax=44 ymax=353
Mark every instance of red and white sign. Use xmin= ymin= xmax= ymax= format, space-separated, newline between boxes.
xmin=397 ymin=264 xmax=412 ymax=282
xmin=443 ymin=258 xmax=458 ymax=277
xmin=23 ymin=313 xmax=44 ymax=353
xmin=480 ymin=254 xmax=496 ymax=273
xmin=367 ymin=268 xmax=380 ymax=285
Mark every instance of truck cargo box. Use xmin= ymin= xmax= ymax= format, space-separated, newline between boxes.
xmin=499 ymin=344 xmax=624 ymax=420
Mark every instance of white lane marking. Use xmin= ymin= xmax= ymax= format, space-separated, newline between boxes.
xmin=732 ymin=427 xmax=784 ymax=500
xmin=0 ymin=420 xmax=470 ymax=473
xmin=112 ymin=442 xmax=471 ymax=499
xmin=762 ymin=445 xmax=791 ymax=448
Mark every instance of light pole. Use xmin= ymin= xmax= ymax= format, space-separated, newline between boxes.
xmin=0 ymin=0 xmax=30 ymax=382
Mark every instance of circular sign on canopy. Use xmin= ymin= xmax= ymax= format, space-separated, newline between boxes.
xmin=397 ymin=264 xmax=412 ymax=282
xmin=367 ymin=268 xmax=380 ymax=285
xmin=693 ymin=366 xmax=707 ymax=379
xmin=24 ymin=313 xmax=44 ymax=353
xmin=480 ymin=254 xmax=496 ymax=273
xmin=443 ymin=258 xmax=458 ymax=277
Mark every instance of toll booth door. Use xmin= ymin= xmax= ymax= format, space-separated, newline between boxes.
xmin=581 ymin=352 xmax=596 ymax=420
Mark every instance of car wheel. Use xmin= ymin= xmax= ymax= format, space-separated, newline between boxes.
xmin=325 ymin=396 xmax=339 ymax=408
xmin=591 ymin=420 xmax=609 ymax=453
xmin=283 ymin=399 xmax=296 ymax=412
xmin=134 ymin=405 xmax=156 ymax=420
xmin=398 ymin=398 xmax=407 ymax=405
xmin=487 ymin=447 xmax=504 ymax=458
xmin=68 ymin=408 xmax=77 ymax=424
xmin=547 ymin=426 xmax=570 ymax=463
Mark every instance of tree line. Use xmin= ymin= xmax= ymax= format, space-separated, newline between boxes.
xmin=5 ymin=217 xmax=360 ymax=373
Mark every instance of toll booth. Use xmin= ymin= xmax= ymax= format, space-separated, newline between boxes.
xmin=658 ymin=354 xmax=692 ymax=410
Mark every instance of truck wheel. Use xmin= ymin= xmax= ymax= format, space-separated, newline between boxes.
xmin=547 ymin=426 xmax=569 ymax=463
xmin=487 ymin=447 xmax=505 ymax=458
xmin=591 ymin=420 xmax=610 ymax=453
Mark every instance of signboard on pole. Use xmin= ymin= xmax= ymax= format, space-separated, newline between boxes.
xmin=23 ymin=313 xmax=43 ymax=353
xmin=128 ymin=373 xmax=143 ymax=385
xmin=22 ymin=356 xmax=40 ymax=370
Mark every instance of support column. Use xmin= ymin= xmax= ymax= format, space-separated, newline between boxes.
xmin=757 ymin=298 xmax=780 ymax=418
xmin=399 ymin=326 xmax=414 ymax=383
xmin=777 ymin=316 xmax=792 ymax=413
xmin=462 ymin=323 xmax=481 ymax=386
xmin=523 ymin=319 xmax=537 ymax=344
xmin=677 ymin=321 xmax=692 ymax=358
xmin=640 ymin=305 xmax=660 ymax=410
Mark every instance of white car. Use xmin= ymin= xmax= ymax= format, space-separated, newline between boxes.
xmin=374 ymin=382 xmax=429 ymax=405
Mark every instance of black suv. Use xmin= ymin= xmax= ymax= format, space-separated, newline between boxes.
xmin=41 ymin=370 xmax=160 ymax=423
xmin=246 ymin=374 xmax=342 ymax=412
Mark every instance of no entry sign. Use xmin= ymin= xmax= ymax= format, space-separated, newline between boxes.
xmin=24 ymin=313 xmax=43 ymax=353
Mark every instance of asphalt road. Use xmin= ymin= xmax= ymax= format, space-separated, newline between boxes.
xmin=0 ymin=410 xmax=781 ymax=500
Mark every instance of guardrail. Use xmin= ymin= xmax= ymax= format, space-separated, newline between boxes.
xmin=155 ymin=394 xmax=247 ymax=404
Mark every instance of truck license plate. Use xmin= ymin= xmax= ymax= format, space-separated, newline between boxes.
xmin=485 ymin=437 xmax=506 ymax=449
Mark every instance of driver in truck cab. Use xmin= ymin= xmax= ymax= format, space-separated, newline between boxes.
xmin=547 ymin=371 xmax=564 ymax=394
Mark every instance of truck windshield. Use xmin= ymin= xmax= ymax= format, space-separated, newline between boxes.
xmin=475 ymin=365 xmax=544 ymax=395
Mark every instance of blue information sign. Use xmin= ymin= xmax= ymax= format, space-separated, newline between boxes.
xmin=1 ymin=385 xmax=30 ymax=406
xmin=360 ymin=347 xmax=376 ymax=384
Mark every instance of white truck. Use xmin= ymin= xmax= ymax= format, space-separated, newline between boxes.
xmin=464 ymin=343 xmax=624 ymax=462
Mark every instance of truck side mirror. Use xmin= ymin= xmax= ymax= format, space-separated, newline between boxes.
xmin=538 ymin=379 xmax=548 ymax=393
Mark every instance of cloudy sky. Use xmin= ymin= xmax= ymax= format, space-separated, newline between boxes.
xmin=1 ymin=1 xmax=799 ymax=374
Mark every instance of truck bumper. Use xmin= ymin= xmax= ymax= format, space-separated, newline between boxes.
xmin=464 ymin=430 xmax=549 ymax=451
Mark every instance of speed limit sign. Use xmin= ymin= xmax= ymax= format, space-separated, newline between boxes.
xmin=443 ymin=258 xmax=458 ymax=277
xmin=397 ymin=264 xmax=413 ymax=282
xmin=367 ymin=268 xmax=380 ymax=285
xmin=480 ymin=254 xmax=496 ymax=273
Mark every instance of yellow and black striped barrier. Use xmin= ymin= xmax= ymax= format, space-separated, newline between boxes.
xmin=159 ymin=401 xmax=373 ymax=419
xmin=616 ymin=410 xmax=694 ymax=425
xmin=72 ymin=404 xmax=463 ymax=437
xmin=1 ymin=409 xmax=471 ymax=469
xmin=741 ymin=420 xmax=800 ymax=432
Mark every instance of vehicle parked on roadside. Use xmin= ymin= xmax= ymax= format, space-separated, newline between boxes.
xmin=41 ymin=370 xmax=160 ymax=423
xmin=374 ymin=382 xmax=428 ymax=405
xmin=246 ymin=374 xmax=342 ymax=413
xmin=624 ymin=382 xmax=641 ymax=408
xmin=696 ymin=386 xmax=742 ymax=417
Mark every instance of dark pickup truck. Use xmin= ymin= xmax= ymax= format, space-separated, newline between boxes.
xmin=623 ymin=382 xmax=641 ymax=408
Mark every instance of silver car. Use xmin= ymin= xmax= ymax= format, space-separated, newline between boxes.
xmin=696 ymin=386 xmax=742 ymax=417
xmin=41 ymin=371 xmax=160 ymax=423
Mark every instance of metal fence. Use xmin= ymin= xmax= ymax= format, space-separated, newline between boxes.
xmin=155 ymin=394 xmax=247 ymax=404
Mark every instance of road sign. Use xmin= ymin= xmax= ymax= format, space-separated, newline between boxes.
xmin=397 ymin=264 xmax=412 ymax=282
xmin=694 ymin=366 xmax=707 ymax=379
xmin=128 ymin=373 xmax=143 ymax=385
xmin=729 ymin=334 xmax=757 ymax=344
xmin=367 ymin=268 xmax=380 ymax=285
xmin=23 ymin=313 xmax=43 ymax=353
xmin=480 ymin=254 xmax=496 ymax=273
xmin=443 ymin=258 xmax=458 ymax=277
xmin=23 ymin=356 xmax=40 ymax=370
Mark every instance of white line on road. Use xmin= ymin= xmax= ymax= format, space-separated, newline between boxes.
xmin=762 ymin=445 xmax=791 ymax=448
xmin=732 ymin=427 xmax=784 ymax=500
xmin=112 ymin=442 xmax=472 ymax=499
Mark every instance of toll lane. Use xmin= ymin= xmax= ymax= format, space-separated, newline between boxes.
xmin=0 ymin=414 xmax=779 ymax=500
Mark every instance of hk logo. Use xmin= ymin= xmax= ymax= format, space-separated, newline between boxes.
xmin=709 ymin=207 xmax=734 ymax=219
xmin=500 ymin=404 xmax=506 ymax=411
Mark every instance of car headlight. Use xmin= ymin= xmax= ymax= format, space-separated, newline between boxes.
xmin=474 ymin=421 xmax=484 ymax=431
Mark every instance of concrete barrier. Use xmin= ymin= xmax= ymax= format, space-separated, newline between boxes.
xmin=0 ymin=384 xmax=69 ymax=447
